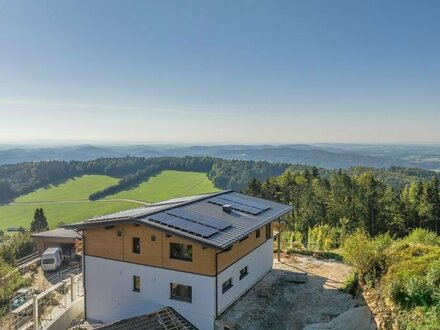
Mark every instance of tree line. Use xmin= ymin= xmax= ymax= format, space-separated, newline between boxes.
xmin=0 ymin=156 xmax=289 ymax=202
xmin=246 ymin=169 xmax=440 ymax=238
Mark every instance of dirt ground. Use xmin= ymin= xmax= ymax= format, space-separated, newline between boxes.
xmin=217 ymin=253 xmax=361 ymax=330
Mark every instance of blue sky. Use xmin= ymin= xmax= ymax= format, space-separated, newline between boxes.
xmin=0 ymin=1 xmax=439 ymax=144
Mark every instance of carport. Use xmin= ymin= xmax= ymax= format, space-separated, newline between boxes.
xmin=31 ymin=228 xmax=82 ymax=255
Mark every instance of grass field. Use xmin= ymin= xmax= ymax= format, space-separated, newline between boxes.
xmin=15 ymin=175 xmax=120 ymax=202
xmin=0 ymin=171 xmax=220 ymax=231
xmin=107 ymin=170 xmax=221 ymax=203
xmin=0 ymin=201 xmax=138 ymax=231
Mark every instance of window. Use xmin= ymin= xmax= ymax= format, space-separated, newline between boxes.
xmin=117 ymin=230 xmax=122 ymax=237
xmin=256 ymin=229 xmax=260 ymax=238
xmin=151 ymin=235 xmax=156 ymax=242
xmin=240 ymin=266 xmax=249 ymax=280
xmin=170 ymin=283 xmax=192 ymax=302
xmin=222 ymin=278 xmax=233 ymax=293
xmin=239 ymin=236 xmax=248 ymax=243
xmin=132 ymin=237 xmax=140 ymax=254
xmin=170 ymin=243 xmax=192 ymax=261
xmin=266 ymin=223 xmax=271 ymax=239
xmin=133 ymin=275 xmax=140 ymax=292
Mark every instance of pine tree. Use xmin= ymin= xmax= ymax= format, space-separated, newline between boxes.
xmin=30 ymin=208 xmax=49 ymax=233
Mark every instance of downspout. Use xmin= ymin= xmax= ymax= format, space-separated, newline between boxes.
xmin=215 ymin=251 xmax=219 ymax=318
xmin=74 ymin=229 xmax=87 ymax=320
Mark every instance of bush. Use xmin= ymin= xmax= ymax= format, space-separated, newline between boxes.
xmin=307 ymin=224 xmax=338 ymax=251
xmin=405 ymin=228 xmax=439 ymax=246
xmin=340 ymin=271 xmax=359 ymax=296
xmin=0 ymin=259 xmax=30 ymax=316
xmin=399 ymin=306 xmax=440 ymax=330
xmin=343 ymin=229 xmax=383 ymax=280
xmin=280 ymin=231 xmax=303 ymax=251
xmin=0 ymin=234 xmax=36 ymax=266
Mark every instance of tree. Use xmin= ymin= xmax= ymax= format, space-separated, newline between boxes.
xmin=30 ymin=208 xmax=49 ymax=233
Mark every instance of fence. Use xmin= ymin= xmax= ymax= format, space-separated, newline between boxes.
xmin=9 ymin=273 xmax=84 ymax=330
xmin=16 ymin=252 xmax=40 ymax=269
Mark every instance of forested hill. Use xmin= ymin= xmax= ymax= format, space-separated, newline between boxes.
xmin=2 ymin=144 xmax=440 ymax=170
xmin=0 ymin=156 xmax=439 ymax=204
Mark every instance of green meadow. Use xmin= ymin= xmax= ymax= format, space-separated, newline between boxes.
xmin=0 ymin=171 xmax=220 ymax=231
xmin=107 ymin=170 xmax=221 ymax=203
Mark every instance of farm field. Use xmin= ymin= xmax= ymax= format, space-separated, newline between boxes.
xmin=107 ymin=170 xmax=221 ymax=202
xmin=0 ymin=171 xmax=220 ymax=231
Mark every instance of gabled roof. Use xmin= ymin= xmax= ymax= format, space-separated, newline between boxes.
xmin=65 ymin=191 xmax=292 ymax=250
xmin=31 ymin=227 xmax=81 ymax=239
xmin=95 ymin=307 xmax=197 ymax=330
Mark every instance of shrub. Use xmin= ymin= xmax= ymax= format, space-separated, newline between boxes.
xmin=340 ymin=271 xmax=359 ymax=296
xmin=280 ymin=231 xmax=304 ymax=251
xmin=307 ymin=224 xmax=338 ymax=251
xmin=343 ymin=229 xmax=382 ymax=280
xmin=0 ymin=233 xmax=36 ymax=266
xmin=405 ymin=228 xmax=439 ymax=246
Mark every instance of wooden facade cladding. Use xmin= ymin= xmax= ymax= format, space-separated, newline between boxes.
xmin=83 ymin=222 xmax=273 ymax=277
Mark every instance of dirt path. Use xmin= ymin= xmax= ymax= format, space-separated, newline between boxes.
xmin=218 ymin=253 xmax=361 ymax=330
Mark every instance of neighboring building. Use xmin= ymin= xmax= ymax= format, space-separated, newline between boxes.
xmin=95 ymin=307 xmax=197 ymax=330
xmin=66 ymin=191 xmax=292 ymax=330
xmin=31 ymin=227 xmax=82 ymax=255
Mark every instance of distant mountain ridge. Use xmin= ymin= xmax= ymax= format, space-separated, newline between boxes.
xmin=1 ymin=144 xmax=440 ymax=170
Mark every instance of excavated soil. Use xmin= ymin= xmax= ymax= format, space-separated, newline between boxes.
xmin=217 ymin=253 xmax=362 ymax=330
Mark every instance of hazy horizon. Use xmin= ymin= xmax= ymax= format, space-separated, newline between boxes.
xmin=1 ymin=1 xmax=439 ymax=144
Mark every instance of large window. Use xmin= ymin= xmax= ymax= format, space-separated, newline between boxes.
xmin=132 ymin=237 xmax=140 ymax=254
xmin=170 ymin=243 xmax=192 ymax=261
xmin=239 ymin=266 xmax=249 ymax=280
xmin=133 ymin=275 xmax=140 ymax=292
xmin=170 ymin=283 xmax=192 ymax=302
xmin=222 ymin=278 xmax=233 ymax=294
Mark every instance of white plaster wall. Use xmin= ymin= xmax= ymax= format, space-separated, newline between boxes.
xmin=217 ymin=238 xmax=273 ymax=314
xmin=85 ymin=256 xmax=216 ymax=330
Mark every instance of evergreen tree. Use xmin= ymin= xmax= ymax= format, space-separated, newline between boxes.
xmin=30 ymin=208 xmax=49 ymax=233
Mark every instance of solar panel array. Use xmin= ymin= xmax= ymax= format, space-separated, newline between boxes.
xmin=148 ymin=208 xmax=231 ymax=238
xmin=166 ymin=209 xmax=231 ymax=230
xmin=149 ymin=213 xmax=219 ymax=238
xmin=208 ymin=195 xmax=270 ymax=215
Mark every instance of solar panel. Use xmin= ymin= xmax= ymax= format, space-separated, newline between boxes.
xmin=216 ymin=195 xmax=270 ymax=211
xmin=208 ymin=197 xmax=263 ymax=215
xmin=166 ymin=208 xmax=231 ymax=230
xmin=148 ymin=213 xmax=219 ymax=238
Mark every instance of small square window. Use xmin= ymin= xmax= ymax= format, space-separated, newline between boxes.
xmin=170 ymin=243 xmax=192 ymax=261
xmin=256 ymin=229 xmax=260 ymax=238
xmin=222 ymin=278 xmax=233 ymax=294
xmin=239 ymin=266 xmax=249 ymax=280
xmin=151 ymin=235 xmax=156 ymax=242
xmin=132 ymin=237 xmax=140 ymax=254
xmin=117 ymin=230 xmax=122 ymax=237
xmin=170 ymin=283 xmax=192 ymax=302
xmin=133 ymin=275 xmax=140 ymax=292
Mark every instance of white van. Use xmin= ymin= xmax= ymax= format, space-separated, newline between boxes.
xmin=41 ymin=247 xmax=64 ymax=271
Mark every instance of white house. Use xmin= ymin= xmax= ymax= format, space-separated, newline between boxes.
xmin=67 ymin=191 xmax=292 ymax=329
